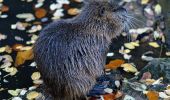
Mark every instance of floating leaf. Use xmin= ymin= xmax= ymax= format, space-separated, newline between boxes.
xmin=15 ymin=49 xmax=34 ymax=66
xmin=123 ymin=95 xmax=135 ymax=100
xmin=121 ymin=63 xmax=138 ymax=73
xmin=105 ymin=59 xmax=125 ymax=69
xmin=159 ymin=92 xmax=170 ymax=99
xmin=154 ymin=4 xmax=162 ymax=15
xmin=0 ymin=47 xmax=6 ymax=53
xmin=140 ymin=72 xmax=152 ymax=80
xmin=141 ymin=0 xmax=149 ymax=5
xmin=1 ymin=5 xmax=9 ymax=12
xmin=12 ymin=44 xmax=24 ymax=51
xmin=31 ymin=72 xmax=41 ymax=80
xmin=166 ymin=52 xmax=170 ymax=56
xmin=26 ymin=91 xmax=40 ymax=100
xmin=107 ymin=52 xmax=114 ymax=57
xmin=8 ymin=89 xmax=21 ymax=96
xmin=165 ymin=90 xmax=170 ymax=96
xmin=115 ymin=91 xmax=123 ymax=99
xmin=68 ymin=8 xmax=80 ymax=15
xmin=35 ymin=8 xmax=47 ymax=18
xmin=149 ymin=42 xmax=160 ymax=48
xmin=146 ymin=91 xmax=159 ymax=100
xmin=144 ymin=79 xmax=156 ymax=85
xmin=103 ymin=93 xmax=116 ymax=100
xmin=104 ymin=88 xmax=113 ymax=93
xmin=124 ymin=43 xmax=135 ymax=49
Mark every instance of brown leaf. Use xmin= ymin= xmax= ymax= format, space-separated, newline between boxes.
xmin=103 ymin=93 xmax=116 ymax=100
xmin=1 ymin=5 xmax=9 ymax=12
xmin=115 ymin=91 xmax=123 ymax=99
xmin=68 ymin=8 xmax=80 ymax=15
xmin=15 ymin=49 xmax=33 ymax=67
xmin=12 ymin=44 xmax=24 ymax=51
xmin=146 ymin=91 xmax=159 ymax=100
xmin=140 ymin=72 xmax=152 ymax=80
xmin=35 ymin=8 xmax=47 ymax=18
xmin=105 ymin=59 xmax=125 ymax=69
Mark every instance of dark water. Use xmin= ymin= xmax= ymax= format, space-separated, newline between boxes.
xmin=159 ymin=0 xmax=170 ymax=50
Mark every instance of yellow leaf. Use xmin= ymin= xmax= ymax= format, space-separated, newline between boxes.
xmin=155 ymin=4 xmax=162 ymax=15
xmin=124 ymin=41 xmax=139 ymax=50
xmin=31 ymin=72 xmax=41 ymax=80
xmin=0 ymin=47 xmax=6 ymax=53
xmin=141 ymin=0 xmax=149 ymax=5
xmin=121 ymin=63 xmax=138 ymax=73
xmin=8 ymin=89 xmax=21 ymax=96
xmin=149 ymin=42 xmax=160 ymax=48
xmin=26 ymin=91 xmax=40 ymax=100
xmin=15 ymin=49 xmax=34 ymax=67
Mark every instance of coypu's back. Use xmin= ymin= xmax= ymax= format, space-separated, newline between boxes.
xmin=33 ymin=0 xmax=131 ymax=99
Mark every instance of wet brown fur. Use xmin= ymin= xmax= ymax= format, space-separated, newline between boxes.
xmin=33 ymin=0 xmax=130 ymax=100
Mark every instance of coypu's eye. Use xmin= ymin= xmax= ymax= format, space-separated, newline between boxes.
xmin=99 ymin=7 xmax=106 ymax=17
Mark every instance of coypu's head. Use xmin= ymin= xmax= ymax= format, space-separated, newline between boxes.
xmin=81 ymin=0 xmax=133 ymax=38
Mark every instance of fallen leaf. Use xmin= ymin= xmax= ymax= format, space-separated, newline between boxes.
xmin=149 ymin=42 xmax=160 ymax=48
xmin=68 ymin=8 xmax=80 ymax=15
xmin=35 ymin=8 xmax=47 ymax=18
xmin=8 ymin=89 xmax=21 ymax=96
xmin=31 ymin=72 xmax=41 ymax=80
xmin=144 ymin=79 xmax=156 ymax=85
xmin=123 ymin=95 xmax=135 ymax=100
xmin=140 ymin=72 xmax=152 ymax=80
xmin=165 ymin=90 xmax=170 ymax=96
xmin=26 ymin=91 xmax=40 ymax=100
xmin=103 ymin=93 xmax=116 ymax=100
xmin=141 ymin=0 xmax=149 ymax=4
xmin=12 ymin=44 xmax=24 ymax=51
xmin=104 ymin=88 xmax=113 ymax=93
xmin=121 ymin=63 xmax=138 ymax=73
xmin=154 ymin=4 xmax=162 ymax=15
xmin=146 ymin=91 xmax=159 ymax=100
xmin=124 ymin=43 xmax=135 ymax=49
xmin=166 ymin=52 xmax=170 ymax=56
xmin=159 ymin=92 xmax=170 ymax=99
xmin=105 ymin=59 xmax=125 ymax=69
xmin=15 ymin=49 xmax=34 ymax=66
xmin=1 ymin=5 xmax=9 ymax=12
xmin=0 ymin=47 xmax=6 ymax=53
xmin=115 ymin=91 xmax=123 ymax=99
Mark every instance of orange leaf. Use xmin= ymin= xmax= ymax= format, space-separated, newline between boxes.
xmin=12 ymin=44 xmax=24 ymax=51
xmin=105 ymin=59 xmax=125 ymax=69
xmin=15 ymin=49 xmax=34 ymax=67
xmin=103 ymin=93 xmax=116 ymax=100
xmin=146 ymin=91 xmax=159 ymax=100
xmin=35 ymin=8 xmax=47 ymax=18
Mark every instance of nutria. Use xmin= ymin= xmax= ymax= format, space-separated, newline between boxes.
xmin=33 ymin=0 xmax=132 ymax=99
